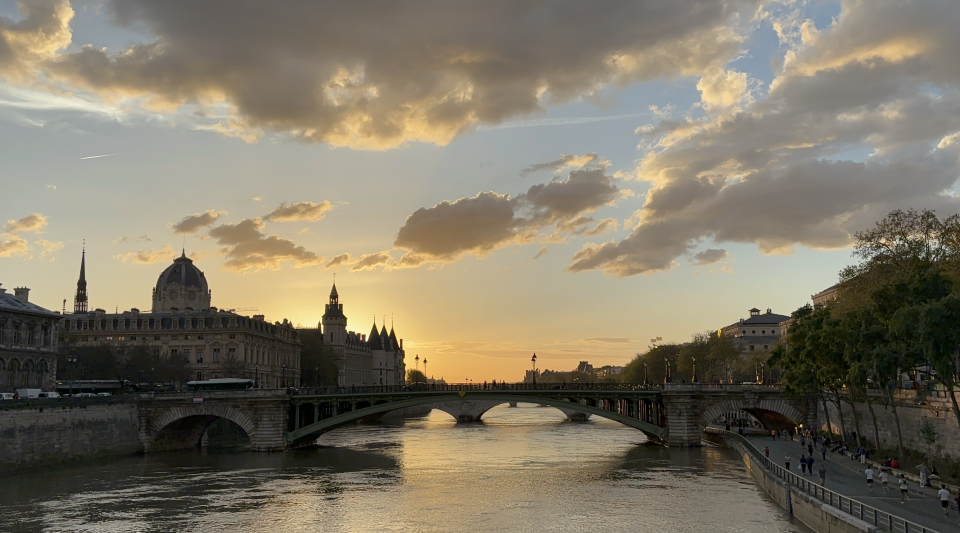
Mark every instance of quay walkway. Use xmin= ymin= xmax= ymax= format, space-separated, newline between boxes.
xmin=723 ymin=429 xmax=955 ymax=532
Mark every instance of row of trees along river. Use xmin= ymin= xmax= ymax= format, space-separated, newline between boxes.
xmin=772 ymin=209 xmax=960 ymax=464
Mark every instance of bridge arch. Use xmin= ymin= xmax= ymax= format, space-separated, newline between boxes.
xmin=288 ymin=393 xmax=665 ymax=448
xmin=147 ymin=405 xmax=256 ymax=452
xmin=698 ymin=398 xmax=806 ymax=431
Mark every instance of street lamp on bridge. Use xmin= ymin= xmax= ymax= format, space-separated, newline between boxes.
xmin=531 ymin=353 xmax=538 ymax=385
xmin=423 ymin=358 xmax=428 ymax=383
xmin=692 ymin=356 xmax=697 ymax=383
xmin=643 ymin=361 xmax=648 ymax=385
xmin=415 ymin=354 xmax=420 ymax=382
xmin=664 ymin=358 xmax=671 ymax=383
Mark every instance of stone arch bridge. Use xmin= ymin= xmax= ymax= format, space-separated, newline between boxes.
xmin=135 ymin=383 xmax=814 ymax=452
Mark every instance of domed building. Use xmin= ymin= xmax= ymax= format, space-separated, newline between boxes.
xmin=152 ymin=252 xmax=212 ymax=313
xmin=61 ymin=250 xmax=300 ymax=389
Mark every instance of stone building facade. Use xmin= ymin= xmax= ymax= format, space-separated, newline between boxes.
xmin=721 ymin=307 xmax=790 ymax=354
xmin=319 ymin=283 xmax=406 ymax=386
xmin=0 ymin=284 xmax=60 ymax=392
xmin=63 ymin=251 xmax=300 ymax=388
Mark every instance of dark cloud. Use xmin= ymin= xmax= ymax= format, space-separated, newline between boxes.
xmin=172 ymin=210 xmax=226 ymax=234
xmin=391 ymin=163 xmax=624 ymax=267
xmin=0 ymin=0 xmax=72 ymax=79
xmin=349 ymin=251 xmax=392 ymax=272
xmin=692 ymin=248 xmax=728 ymax=266
xmin=324 ymin=253 xmax=352 ymax=270
xmin=394 ymin=192 xmax=521 ymax=265
xmin=519 ymin=167 xmax=619 ymax=224
xmin=15 ymin=0 xmax=758 ymax=148
xmin=208 ymin=217 xmax=323 ymax=272
xmin=568 ymin=0 xmax=960 ymax=276
xmin=264 ymin=201 xmax=333 ymax=222
xmin=532 ymin=247 xmax=548 ymax=260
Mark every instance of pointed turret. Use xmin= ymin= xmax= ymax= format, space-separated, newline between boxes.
xmin=369 ymin=320 xmax=383 ymax=350
xmin=389 ymin=326 xmax=399 ymax=350
xmin=74 ymin=245 xmax=88 ymax=313
xmin=329 ymin=282 xmax=339 ymax=305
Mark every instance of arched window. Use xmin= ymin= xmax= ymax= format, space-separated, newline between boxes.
xmin=37 ymin=360 xmax=48 ymax=388
xmin=21 ymin=359 xmax=34 ymax=388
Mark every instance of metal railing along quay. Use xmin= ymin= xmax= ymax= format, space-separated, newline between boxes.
xmin=704 ymin=428 xmax=939 ymax=533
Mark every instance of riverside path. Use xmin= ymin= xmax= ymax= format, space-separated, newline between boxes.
xmin=748 ymin=433 xmax=957 ymax=532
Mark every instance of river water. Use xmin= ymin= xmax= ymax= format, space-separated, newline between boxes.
xmin=2 ymin=405 xmax=810 ymax=533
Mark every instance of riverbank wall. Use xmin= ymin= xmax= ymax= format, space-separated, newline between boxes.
xmin=819 ymin=390 xmax=960 ymax=460
xmin=707 ymin=432 xmax=880 ymax=533
xmin=0 ymin=397 xmax=142 ymax=473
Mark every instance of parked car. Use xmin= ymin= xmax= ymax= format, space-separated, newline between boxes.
xmin=0 ymin=393 xmax=14 ymax=400
xmin=15 ymin=388 xmax=41 ymax=399
xmin=73 ymin=393 xmax=97 ymax=398
xmin=38 ymin=392 xmax=61 ymax=399
xmin=96 ymin=392 xmax=111 ymax=397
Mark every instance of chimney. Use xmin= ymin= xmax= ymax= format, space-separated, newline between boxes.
xmin=14 ymin=287 xmax=30 ymax=303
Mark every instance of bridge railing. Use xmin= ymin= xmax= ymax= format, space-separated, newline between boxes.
xmin=663 ymin=383 xmax=783 ymax=391
xmin=704 ymin=428 xmax=938 ymax=533
xmin=293 ymin=382 xmax=662 ymax=396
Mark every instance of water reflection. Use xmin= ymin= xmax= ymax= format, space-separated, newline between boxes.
xmin=1 ymin=404 xmax=810 ymax=533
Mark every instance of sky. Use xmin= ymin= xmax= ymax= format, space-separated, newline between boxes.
xmin=2 ymin=0 xmax=960 ymax=382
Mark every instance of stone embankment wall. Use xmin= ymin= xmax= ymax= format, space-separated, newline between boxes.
xmin=0 ymin=398 xmax=142 ymax=473
xmin=721 ymin=436 xmax=880 ymax=533
xmin=819 ymin=390 xmax=960 ymax=459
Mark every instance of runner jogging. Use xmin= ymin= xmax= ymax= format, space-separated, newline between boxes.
xmin=939 ymin=485 xmax=950 ymax=517
xmin=899 ymin=475 xmax=910 ymax=503
xmin=865 ymin=467 xmax=875 ymax=491
xmin=880 ymin=469 xmax=889 ymax=492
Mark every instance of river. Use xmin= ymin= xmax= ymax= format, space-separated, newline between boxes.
xmin=1 ymin=404 xmax=810 ymax=532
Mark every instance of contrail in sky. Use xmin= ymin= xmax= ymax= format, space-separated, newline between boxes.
xmin=80 ymin=154 xmax=116 ymax=160
xmin=477 ymin=112 xmax=651 ymax=131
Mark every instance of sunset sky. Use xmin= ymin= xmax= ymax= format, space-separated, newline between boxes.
xmin=2 ymin=0 xmax=960 ymax=381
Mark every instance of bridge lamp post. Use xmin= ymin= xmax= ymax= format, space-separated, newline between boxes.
xmin=415 ymin=354 xmax=420 ymax=380
xmin=692 ymin=356 xmax=697 ymax=383
xmin=531 ymin=353 xmax=538 ymax=385
xmin=67 ymin=354 xmax=77 ymax=396
xmin=664 ymin=358 xmax=671 ymax=384
xmin=760 ymin=362 xmax=765 ymax=385
xmin=643 ymin=361 xmax=648 ymax=385
xmin=423 ymin=358 xmax=428 ymax=383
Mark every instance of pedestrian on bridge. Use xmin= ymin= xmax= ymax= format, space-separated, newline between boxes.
xmin=820 ymin=444 xmax=827 ymax=462
xmin=865 ymin=466 xmax=875 ymax=492
xmin=800 ymin=434 xmax=806 ymax=448
xmin=764 ymin=446 xmax=770 ymax=458
xmin=806 ymin=455 xmax=815 ymax=475
xmin=771 ymin=429 xmax=776 ymax=440
xmin=800 ymin=454 xmax=808 ymax=475
xmin=784 ymin=454 xmax=791 ymax=471
xmin=818 ymin=464 xmax=826 ymax=486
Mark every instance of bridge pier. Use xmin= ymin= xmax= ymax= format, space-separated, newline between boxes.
xmin=432 ymin=400 xmax=503 ymax=422
xmin=661 ymin=392 xmax=703 ymax=446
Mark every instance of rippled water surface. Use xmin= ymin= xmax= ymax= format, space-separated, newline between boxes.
xmin=2 ymin=405 xmax=811 ymax=532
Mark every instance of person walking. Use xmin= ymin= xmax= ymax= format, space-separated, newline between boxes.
xmin=820 ymin=444 xmax=827 ymax=462
xmin=800 ymin=434 xmax=806 ymax=448
xmin=899 ymin=474 xmax=910 ymax=503
xmin=800 ymin=454 xmax=808 ymax=475
xmin=880 ymin=469 xmax=890 ymax=492
xmin=784 ymin=454 xmax=791 ymax=472
xmin=807 ymin=443 xmax=813 ymax=456
xmin=771 ymin=429 xmax=776 ymax=441
xmin=917 ymin=463 xmax=929 ymax=491
xmin=939 ymin=485 xmax=951 ymax=517
xmin=764 ymin=446 xmax=770 ymax=458
xmin=806 ymin=455 xmax=815 ymax=476
xmin=818 ymin=464 xmax=826 ymax=486
xmin=865 ymin=466 xmax=875 ymax=492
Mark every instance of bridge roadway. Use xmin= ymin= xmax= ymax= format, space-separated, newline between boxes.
xmin=135 ymin=382 xmax=813 ymax=451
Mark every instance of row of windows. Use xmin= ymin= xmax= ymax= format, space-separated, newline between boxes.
xmin=741 ymin=329 xmax=778 ymax=335
xmin=65 ymin=317 xmax=296 ymax=340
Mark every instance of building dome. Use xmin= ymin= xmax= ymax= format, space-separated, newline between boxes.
xmin=152 ymin=251 xmax=211 ymax=312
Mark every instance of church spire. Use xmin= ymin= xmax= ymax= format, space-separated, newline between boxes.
xmin=74 ymin=243 xmax=88 ymax=313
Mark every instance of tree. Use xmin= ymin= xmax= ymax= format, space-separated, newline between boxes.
xmin=621 ymin=344 xmax=682 ymax=384
xmin=406 ymin=369 xmax=426 ymax=383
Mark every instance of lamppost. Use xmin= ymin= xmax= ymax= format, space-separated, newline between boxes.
xmin=664 ymin=358 xmax=671 ymax=383
xmin=314 ymin=366 xmax=319 ymax=388
xmin=643 ymin=361 xmax=648 ymax=385
xmin=282 ymin=363 xmax=287 ymax=389
xmin=423 ymin=358 xmax=428 ymax=384
xmin=692 ymin=356 xmax=697 ymax=383
xmin=67 ymin=354 xmax=77 ymax=396
xmin=760 ymin=362 xmax=765 ymax=385
xmin=531 ymin=353 xmax=538 ymax=385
